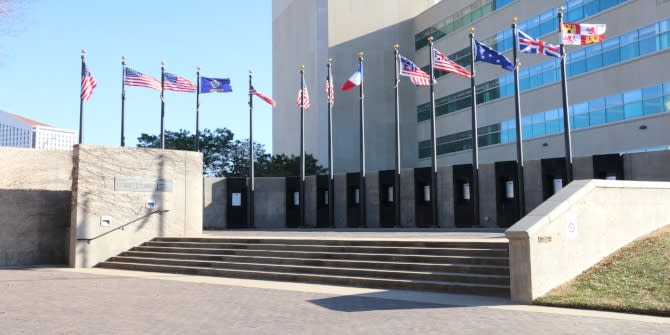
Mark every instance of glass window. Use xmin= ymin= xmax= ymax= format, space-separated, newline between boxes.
xmin=638 ymin=24 xmax=658 ymax=55
xmin=572 ymin=102 xmax=589 ymax=129
xmin=585 ymin=43 xmax=603 ymax=71
xmin=623 ymin=89 xmax=643 ymax=119
xmin=568 ymin=49 xmax=587 ymax=77
xmin=589 ymin=97 xmax=607 ymax=126
xmin=530 ymin=112 xmax=545 ymax=138
xmin=601 ymin=37 xmax=620 ymax=66
xmin=545 ymin=108 xmax=562 ymax=134
xmin=606 ymin=94 xmax=624 ymax=122
xmin=619 ymin=31 xmax=639 ymax=61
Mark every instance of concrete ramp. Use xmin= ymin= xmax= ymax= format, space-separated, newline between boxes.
xmin=505 ymin=179 xmax=670 ymax=303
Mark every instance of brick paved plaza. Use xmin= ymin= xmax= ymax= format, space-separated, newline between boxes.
xmin=0 ymin=267 xmax=667 ymax=334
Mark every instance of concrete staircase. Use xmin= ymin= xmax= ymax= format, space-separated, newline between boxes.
xmin=98 ymin=237 xmax=510 ymax=297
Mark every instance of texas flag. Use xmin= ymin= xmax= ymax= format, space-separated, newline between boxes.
xmin=341 ymin=63 xmax=363 ymax=91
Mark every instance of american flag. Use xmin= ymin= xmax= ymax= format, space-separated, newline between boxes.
xmin=80 ymin=63 xmax=97 ymax=101
xmin=296 ymin=80 xmax=311 ymax=110
xmin=249 ymin=85 xmax=277 ymax=107
xmin=518 ymin=29 xmax=560 ymax=58
xmin=163 ymin=72 xmax=197 ymax=92
xmin=325 ymin=78 xmax=334 ymax=107
xmin=399 ymin=55 xmax=432 ymax=86
xmin=124 ymin=67 xmax=161 ymax=91
xmin=432 ymin=48 xmax=471 ymax=78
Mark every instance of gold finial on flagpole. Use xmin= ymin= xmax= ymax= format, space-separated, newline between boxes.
xmin=513 ymin=17 xmax=518 ymax=24
xmin=393 ymin=44 xmax=399 ymax=50
xmin=470 ymin=27 xmax=475 ymax=33
xmin=427 ymin=36 xmax=433 ymax=43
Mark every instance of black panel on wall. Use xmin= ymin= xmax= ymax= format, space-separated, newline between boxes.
xmin=414 ymin=167 xmax=433 ymax=228
xmin=495 ymin=161 xmax=520 ymax=228
xmin=346 ymin=172 xmax=362 ymax=228
xmin=226 ymin=177 xmax=248 ymax=229
xmin=378 ymin=169 xmax=396 ymax=228
xmin=285 ymin=176 xmax=299 ymax=228
xmin=592 ymin=153 xmax=624 ymax=180
xmin=541 ymin=157 xmax=567 ymax=200
xmin=452 ymin=164 xmax=474 ymax=228
xmin=316 ymin=175 xmax=330 ymax=228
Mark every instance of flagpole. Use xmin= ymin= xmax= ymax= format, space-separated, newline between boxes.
xmin=300 ymin=65 xmax=306 ymax=228
xmin=79 ymin=49 xmax=86 ymax=144
xmin=121 ymin=56 xmax=126 ymax=147
xmin=392 ymin=44 xmax=402 ymax=228
xmin=160 ymin=61 xmax=166 ymax=149
xmin=558 ymin=7 xmax=574 ymax=183
xmin=512 ymin=18 xmax=526 ymax=216
xmin=196 ymin=66 xmax=201 ymax=152
xmin=248 ymin=69 xmax=255 ymax=229
xmin=358 ymin=52 xmax=367 ymax=228
xmin=327 ymin=59 xmax=335 ymax=228
xmin=427 ymin=37 xmax=439 ymax=228
xmin=468 ymin=29 xmax=480 ymax=227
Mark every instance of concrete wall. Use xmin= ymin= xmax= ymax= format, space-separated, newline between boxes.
xmin=202 ymin=150 xmax=670 ymax=229
xmin=505 ymin=179 xmax=670 ymax=303
xmin=69 ymin=145 xmax=203 ymax=268
xmin=204 ymin=177 xmax=226 ymax=229
xmin=0 ymin=148 xmax=72 ymax=266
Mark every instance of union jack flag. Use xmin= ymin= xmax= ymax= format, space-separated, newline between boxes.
xmin=518 ymin=29 xmax=560 ymax=58
xmin=398 ymin=55 xmax=432 ymax=86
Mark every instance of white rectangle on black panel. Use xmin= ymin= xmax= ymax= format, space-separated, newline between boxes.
xmin=231 ymin=193 xmax=242 ymax=207
xmin=115 ymin=177 xmax=173 ymax=192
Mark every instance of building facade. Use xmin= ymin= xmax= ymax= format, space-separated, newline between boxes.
xmin=0 ymin=111 xmax=76 ymax=150
xmin=273 ymin=0 xmax=670 ymax=173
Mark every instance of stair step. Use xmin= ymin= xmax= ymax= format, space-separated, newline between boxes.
xmin=142 ymin=241 xmax=508 ymax=257
xmin=99 ymin=261 xmax=510 ymax=297
xmin=132 ymin=246 xmax=509 ymax=266
xmin=153 ymin=237 xmax=508 ymax=250
xmin=122 ymin=251 xmax=509 ymax=275
xmin=110 ymin=256 xmax=510 ymax=285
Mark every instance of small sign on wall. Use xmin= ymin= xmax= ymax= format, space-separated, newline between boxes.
xmin=566 ymin=213 xmax=578 ymax=239
xmin=231 ymin=193 xmax=242 ymax=207
xmin=100 ymin=216 xmax=112 ymax=227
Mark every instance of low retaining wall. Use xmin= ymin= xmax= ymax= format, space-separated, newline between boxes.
xmin=69 ymin=145 xmax=203 ymax=268
xmin=0 ymin=148 xmax=72 ymax=266
xmin=505 ymin=179 xmax=670 ymax=303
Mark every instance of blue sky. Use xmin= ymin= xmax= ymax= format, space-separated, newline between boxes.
xmin=0 ymin=0 xmax=274 ymax=149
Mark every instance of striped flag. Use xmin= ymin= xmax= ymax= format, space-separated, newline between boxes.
xmin=81 ymin=63 xmax=97 ymax=101
xmin=124 ymin=67 xmax=161 ymax=91
xmin=398 ymin=54 xmax=432 ymax=86
xmin=249 ymin=85 xmax=276 ymax=107
xmin=296 ymin=80 xmax=311 ymax=110
xmin=432 ymin=48 xmax=471 ymax=78
xmin=163 ymin=72 xmax=196 ymax=92
xmin=325 ymin=78 xmax=334 ymax=107
xmin=518 ymin=29 xmax=560 ymax=58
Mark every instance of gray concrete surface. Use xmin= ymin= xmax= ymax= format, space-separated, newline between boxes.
xmin=0 ymin=148 xmax=72 ymax=266
xmin=0 ymin=267 xmax=667 ymax=335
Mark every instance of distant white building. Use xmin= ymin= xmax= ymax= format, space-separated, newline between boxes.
xmin=0 ymin=110 xmax=76 ymax=151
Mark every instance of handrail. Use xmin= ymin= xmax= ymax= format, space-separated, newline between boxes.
xmin=77 ymin=209 xmax=169 ymax=243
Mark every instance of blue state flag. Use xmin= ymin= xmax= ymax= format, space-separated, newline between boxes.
xmin=200 ymin=77 xmax=232 ymax=93
xmin=474 ymin=40 xmax=514 ymax=71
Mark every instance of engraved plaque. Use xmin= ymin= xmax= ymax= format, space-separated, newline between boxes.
xmin=115 ymin=177 xmax=173 ymax=192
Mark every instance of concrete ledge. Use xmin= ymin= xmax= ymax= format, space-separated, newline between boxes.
xmin=505 ymin=179 xmax=670 ymax=303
